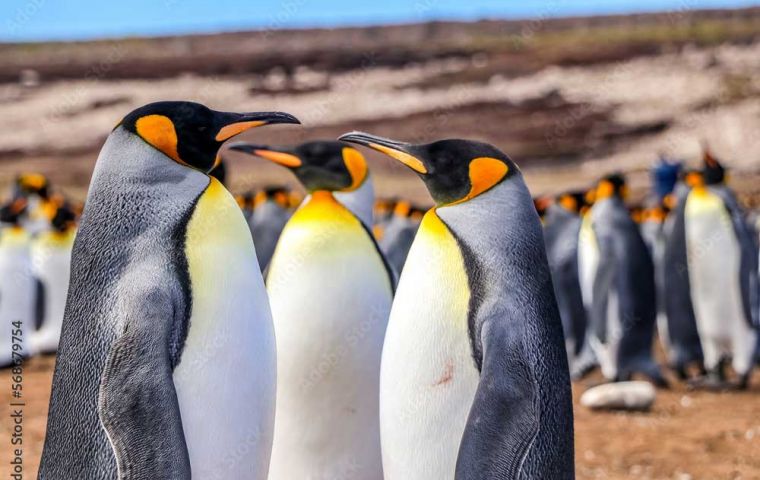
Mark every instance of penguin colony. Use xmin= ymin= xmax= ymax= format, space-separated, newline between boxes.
xmin=0 ymin=100 xmax=755 ymax=479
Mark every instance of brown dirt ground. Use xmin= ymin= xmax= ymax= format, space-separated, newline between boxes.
xmin=1 ymin=356 xmax=759 ymax=479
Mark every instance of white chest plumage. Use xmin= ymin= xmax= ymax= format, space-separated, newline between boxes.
xmin=0 ymin=229 xmax=36 ymax=365
xmin=30 ymin=230 xmax=76 ymax=354
xmin=577 ymin=213 xmax=599 ymax=311
xmin=380 ymin=210 xmax=479 ymax=480
xmin=685 ymin=188 xmax=756 ymax=373
xmin=266 ymin=191 xmax=392 ymax=480
xmin=173 ymin=178 xmax=277 ymax=480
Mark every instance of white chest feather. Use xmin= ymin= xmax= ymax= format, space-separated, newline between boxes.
xmin=685 ymin=189 xmax=750 ymax=350
xmin=577 ymin=214 xmax=599 ymax=310
xmin=173 ymin=178 xmax=277 ymax=480
xmin=266 ymin=191 xmax=392 ymax=480
xmin=380 ymin=210 xmax=478 ymax=480
xmin=0 ymin=230 xmax=36 ymax=364
xmin=30 ymin=230 xmax=75 ymax=354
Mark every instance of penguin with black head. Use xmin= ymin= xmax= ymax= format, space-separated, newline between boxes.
xmin=340 ymin=132 xmax=574 ymax=480
xmin=580 ymin=173 xmax=667 ymax=387
xmin=683 ymin=150 xmax=758 ymax=388
xmin=230 ymin=139 xmax=394 ymax=480
xmin=39 ymin=101 xmax=300 ymax=479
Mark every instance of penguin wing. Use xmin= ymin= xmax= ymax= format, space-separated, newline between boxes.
xmin=358 ymin=219 xmax=398 ymax=292
xmin=714 ymin=187 xmax=760 ymax=327
xmin=98 ymin=288 xmax=191 ymax=479
xmin=34 ymin=276 xmax=45 ymax=330
xmin=455 ymin=316 xmax=539 ymax=480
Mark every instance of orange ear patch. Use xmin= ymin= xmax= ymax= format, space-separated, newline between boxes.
xmin=215 ymin=121 xmax=266 ymax=142
xmin=135 ymin=114 xmax=183 ymax=164
xmin=596 ymin=180 xmax=615 ymax=199
xmin=451 ymin=157 xmax=509 ymax=205
xmin=559 ymin=194 xmax=578 ymax=212
xmin=341 ymin=147 xmax=368 ymax=191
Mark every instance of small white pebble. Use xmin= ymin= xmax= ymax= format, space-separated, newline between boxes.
xmin=680 ymin=395 xmax=692 ymax=408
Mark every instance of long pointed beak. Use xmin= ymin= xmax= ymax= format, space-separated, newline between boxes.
xmin=228 ymin=141 xmax=302 ymax=168
xmin=215 ymin=111 xmax=301 ymax=142
xmin=338 ymin=131 xmax=427 ymax=174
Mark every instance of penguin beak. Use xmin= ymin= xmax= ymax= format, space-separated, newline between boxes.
xmin=338 ymin=131 xmax=427 ymax=174
xmin=228 ymin=142 xmax=302 ymax=168
xmin=215 ymin=111 xmax=301 ymax=142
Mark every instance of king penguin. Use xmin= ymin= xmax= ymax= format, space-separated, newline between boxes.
xmin=39 ymin=101 xmax=300 ymax=479
xmin=661 ymin=169 xmax=705 ymax=378
xmin=579 ymin=174 xmax=667 ymax=386
xmin=0 ymin=198 xmax=37 ymax=368
xmin=684 ymin=152 xmax=758 ymax=388
xmin=30 ymin=203 xmax=77 ymax=354
xmin=229 ymin=139 xmax=394 ymax=480
xmin=247 ymin=186 xmax=292 ymax=271
xmin=543 ymin=191 xmax=589 ymax=372
xmin=378 ymin=200 xmax=421 ymax=275
xmin=340 ymin=132 xmax=574 ymax=480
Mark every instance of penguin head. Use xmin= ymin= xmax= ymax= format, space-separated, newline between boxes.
xmin=683 ymin=168 xmax=704 ymax=188
xmin=15 ymin=173 xmax=49 ymax=199
xmin=230 ymin=140 xmax=368 ymax=193
xmin=338 ymin=132 xmax=515 ymax=206
xmin=595 ymin=173 xmax=628 ymax=200
xmin=0 ymin=197 xmax=28 ymax=225
xmin=555 ymin=190 xmax=587 ymax=214
xmin=118 ymin=101 xmax=300 ymax=173
xmin=702 ymin=149 xmax=726 ymax=185
xmin=533 ymin=196 xmax=551 ymax=220
xmin=254 ymin=186 xmax=290 ymax=209
xmin=50 ymin=203 xmax=77 ymax=233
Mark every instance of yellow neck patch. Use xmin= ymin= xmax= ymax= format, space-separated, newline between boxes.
xmin=135 ymin=114 xmax=183 ymax=165
xmin=449 ymin=157 xmax=508 ymax=206
xmin=418 ymin=209 xmax=449 ymax=237
xmin=341 ymin=147 xmax=368 ymax=192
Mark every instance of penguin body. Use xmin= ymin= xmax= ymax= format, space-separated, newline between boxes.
xmin=378 ymin=201 xmax=420 ymax=275
xmin=249 ymin=187 xmax=291 ymax=271
xmin=661 ymin=176 xmax=704 ymax=375
xmin=0 ymin=225 xmax=36 ymax=367
xmin=30 ymin=227 xmax=76 ymax=354
xmin=685 ymin=181 xmax=758 ymax=384
xmin=585 ymin=175 xmax=665 ymax=385
xmin=341 ymin=133 xmax=574 ymax=479
xmin=231 ymin=140 xmax=394 ymax=480
xmin=543 ymin=195 xmax=588 ymax=370
xmin=39 ymin=102 xmax=298 ymax=478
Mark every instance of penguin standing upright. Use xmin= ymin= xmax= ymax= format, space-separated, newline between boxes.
xmin=248 ymin=186 xmax=292 ymax=271
xmin=39 ymin=101 xmax=299 ymax=479
xmin=0 ymin=198 xmax=36 ymax=368
xmin=378 ymin=200 xmax=421 ymax=275
xmin=30 ymin=203 xmax=77 ymax=354
xmin=684 ymin=152 xmax=758 ymax=388
xmin=583 ymin=174 xmax=666 ymax=386
xmin=543 ymin=191 xmax=589 ymax=371
xmin=230 ymin=140 xmax=394 ymax=480
xmin=341 ymin=132 xmax=574 ymax=480
xmin=661 ymin=169 xmax=705 ymax=378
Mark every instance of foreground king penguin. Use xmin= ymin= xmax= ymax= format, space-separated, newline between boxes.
xmin=230 ymin=140 xmax=394 ymax=480
xmin=39 ymin=101 xmax=300 ymax=479
xmin=340 ymin=132 xmax=575 ymax=479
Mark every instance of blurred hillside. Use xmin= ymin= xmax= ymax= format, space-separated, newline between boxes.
xmin=0 ymin=7 xmax=759 ymax=204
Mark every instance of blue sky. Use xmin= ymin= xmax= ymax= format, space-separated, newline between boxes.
xmin=3 ymin=0 xmax=758 ymax=42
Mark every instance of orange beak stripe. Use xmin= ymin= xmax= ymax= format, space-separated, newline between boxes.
xmin=215 ymin=120 xmax=267 ymax=142
xmin=254 ymin=149 xmax=302 ymax=168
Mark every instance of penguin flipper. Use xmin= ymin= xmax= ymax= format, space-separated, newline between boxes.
xmin=455 ymin=317 xmax=539 ymax=480
xmin=98 ymin=289 xmax=191 ymax=480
